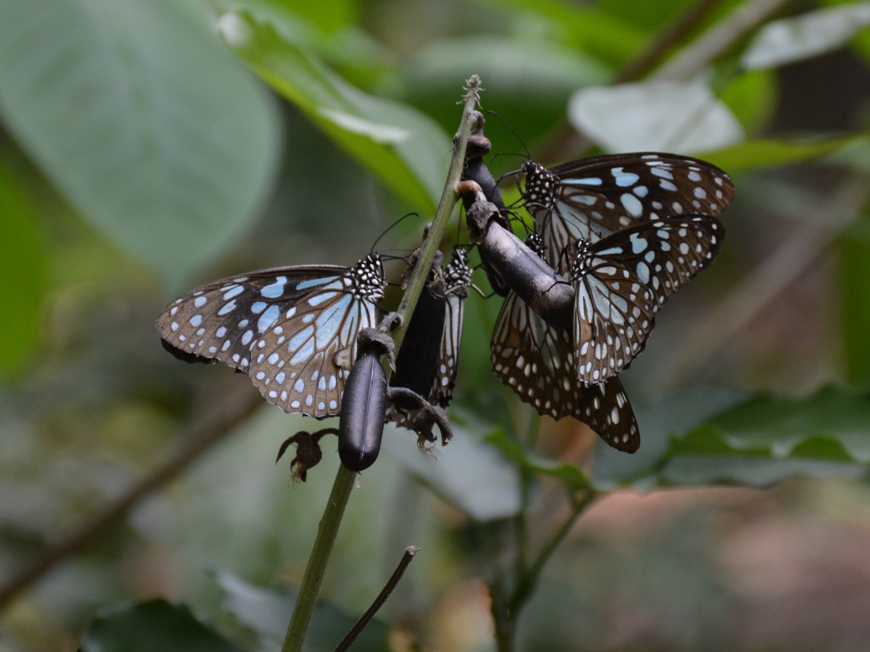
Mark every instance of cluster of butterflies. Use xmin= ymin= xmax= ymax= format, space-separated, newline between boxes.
xmin=157 ymin=129 xmax=734 ymax=465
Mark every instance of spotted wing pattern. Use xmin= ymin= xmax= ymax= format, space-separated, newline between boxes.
xmin=491 ymin=234 xmax=639 ymax=452
xmin=522 ymin=152 xmax=735 ymax=272
xmin=156 ymin=255 xmax=386 ymax=418
xmin=569 ymin=216 xmax=724 ymax=383
xmin=434 ymin=247 xmax=472 ymax=407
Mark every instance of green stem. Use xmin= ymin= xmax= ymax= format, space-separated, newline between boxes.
xmin=280 ymin=76 xmax=483 ymax=652
xmin=508 ymin=490 xmax=599 ymax=616
xmin=281 ymin=463 xmax=356 ymax=652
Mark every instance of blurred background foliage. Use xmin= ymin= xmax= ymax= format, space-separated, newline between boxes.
xmin=2 ymin=0 xmax=870 ymax=650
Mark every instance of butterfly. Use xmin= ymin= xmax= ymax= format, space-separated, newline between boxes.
xmin=491 ymin=232 xmax=639 ymax=452
xmin=156 ymin=254 xmax=387 ymax=418
xmin=522 ymin=152 xmax=735 ymax=267
xmin=567 ymin=215 xmax=725 ymax=384
xmin=434 ymin=246 xmax=473 ymax=407
xmin=391 ymin=247 xmax=472 ymax=428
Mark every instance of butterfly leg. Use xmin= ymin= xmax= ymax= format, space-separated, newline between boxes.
xmin=387 ymin=387 xmax=454 ymax=446
xmin=356 ymin=312 xmax=402 ymax=371
xmin=275 ymin=428 xmax=339 ymax=482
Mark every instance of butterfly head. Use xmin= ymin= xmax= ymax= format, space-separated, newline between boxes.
xmin=521 ymin=160 xmax=557 ymax=209
xmin=351 ymin=254 xmax=388 ymax=302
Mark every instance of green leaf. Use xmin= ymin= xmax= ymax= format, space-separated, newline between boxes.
xmin=485 ymin=429 xmax=592 ymax=491
xmin=387 ymin=418 xmax=522 ymax=521
xmin=569 ymin=80 xmax=743 ymax=153
xmin=477 ymin=0 xmax=648 ymax=67
xmin=718 ymin=69 xmax=777 ymax=135
xmin=742 ymin=2 xmax=870 ymax=70
xmin=652 ymin=387 xmax=870 ymax=488
xmin=593 ymin=387 xmax=746 ymax=489
xmin=838 ymin=214 xmax=870 ymax=385
xmin=0 ymin=0 xmax=281 ymax=288
xmin=217 ymin=572 xmax=390 ymax=651
xmin=220 ymin=11 xmax=450 ymax=213
xmin=0 ymin=162 xmax=46 ymax=375
xmin=696 ymin=134 xmax=870 ymax=172
xmin=81 ymin=599 xmax=243 ymax=652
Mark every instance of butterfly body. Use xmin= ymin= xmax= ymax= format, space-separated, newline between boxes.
xmin=157 ymin=254 xmax=387 ymax=419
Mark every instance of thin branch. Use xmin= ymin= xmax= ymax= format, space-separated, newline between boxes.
xmin=508 ymin=490 xmax=598 ymax=615
xmin=280 ymin=76 xmax=483 ymax=652
xmin=616 ymin=0 xmax=728 ymax=83
xmin=0 ymin=384 xmax=262 ymax=611
xmin=650 ymin=0 xmax=792 ymax=81
xmin=539 ymin=0 xmax=792 ymax=163
xmin=334 ymin=547 xmax=420 ymax=652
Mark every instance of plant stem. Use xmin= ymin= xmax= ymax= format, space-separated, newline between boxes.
xmin=280 ymin=76 xmax=483 ymax=652
xmin=490 ymin=490 xmax=599 ymax=651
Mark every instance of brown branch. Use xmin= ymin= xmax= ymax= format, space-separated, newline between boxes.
xmin=536 ymin=0 xmax=734 ymax=163
xmin=650 ymin=0 xmax=792 ymax=81
xmin=0 ymin=385 xmax=263 ymax=611
xmin=334 ymin=547 xmax=420 ymax=652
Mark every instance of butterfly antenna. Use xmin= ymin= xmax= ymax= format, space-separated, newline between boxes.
xmin=485 ymin=110 xmax=531 ymax=161
xmin=370 ymin=212 xmax=420 ymax=253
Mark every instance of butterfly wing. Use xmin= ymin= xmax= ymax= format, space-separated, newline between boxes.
xmin=434 ymin=248 xmax=472 ymax=407
xmin=491 ymin=291 xmax=639 ymax=450
xmin=572 ymin=215 xmax=724 ymax=383
xmin=157 ymin=255 xmax=386 ymax=418
xmin=523 ymin=153 xmax=735 ymax=272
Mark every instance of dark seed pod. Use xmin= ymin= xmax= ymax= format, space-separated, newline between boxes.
xmin=391 ymin=253 xmax=447 ymax=412
xmin=460 ymin=111 xmax=512 ymax=297
xmin=465 ymin=198 xmax=574 ymax=333
xmin=338 ymin=350 xmax=388 ymax=472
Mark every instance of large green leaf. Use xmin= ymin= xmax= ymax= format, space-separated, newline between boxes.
xmin=838 ymin=214 xmax=870 ymax=386
xmin=81 ymin=599 xmax=243 ymax=652
xmin=741 ymin=2 xmax=870 ymax=70
xmin=220 ymin=11 xmax=450 ymax=213
xmin=387 ymin=417 xmax=522 ymax=521
xmin=656 ymin=387 xmax=870 ymax=488
xmin=477 ymin=0 xmax=647 ymax=67
xmin=718 ymin=69 xmax=777 ymax=135
xmin=697 ymin=134 xmax=870 ymax=172
xmin=0 ymin=0 xmax=280 ymax=289
xmin=0 ymin=162 xmax=46 ymax=375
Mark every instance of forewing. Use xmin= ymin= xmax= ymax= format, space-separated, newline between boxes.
xmin=157 ymin=262 xmax=383 ymax=419
xmin=572 ymin=215 xmax=723 ymax=383
xmin=491 ymin=292 xmax=583 ymax=419
xmin=524 ymin=153 xmax=734 ymax=273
